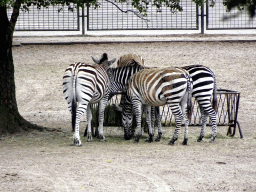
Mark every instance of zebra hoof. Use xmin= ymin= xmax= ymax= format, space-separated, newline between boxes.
xmin=146 ymin=134 xmax=154 ymax=143
xmin=72 ymin=138 xmax=82 ymax=147
xmin=87 ymin=133 xmax=93 ymax=142
xmin=124 ymin=134 xmax=132 ymax=140
xmin=134 ymin=135 xmax=140 ymax=143
xmin=197 ymin=136 xmax=204 ymax=142
xmin=168 ymin=138 xmax=177 ymax=145
xmin=210 ymin=136 xmax=216 ymax=143
xmin=155 ymin=133 xmax=162 ymax=142
xmin=182 ymin=138 xmax=188 ymax=145
xmin=99 ymin=134 xmax=106 ymax=142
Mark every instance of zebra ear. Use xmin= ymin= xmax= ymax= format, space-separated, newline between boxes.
xmin=91 ymin=56 xmax=99 ymax=64
xmin=108 ymin=58 xmax=116 ymax=66
xmin=92 ymin=53 xmax=109 ymax=64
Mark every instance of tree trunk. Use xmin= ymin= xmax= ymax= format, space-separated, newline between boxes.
xmin=0 ymin=4 xmax=42 ymax=134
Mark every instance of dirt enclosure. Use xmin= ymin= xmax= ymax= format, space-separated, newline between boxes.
xmin=1 ymin=39 xmax=256 ymax=191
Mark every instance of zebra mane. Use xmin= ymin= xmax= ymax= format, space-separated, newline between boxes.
xmin=117 ymin=54 xmax=145 ymax=67
xmin=116 ymin=59 xmax=143 ymax=69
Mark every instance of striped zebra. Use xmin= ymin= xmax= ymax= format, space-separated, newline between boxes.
xmin=106 ymin=54 xmax=146 ymax=139
xmin=122 ymin=65 xmax=217 ymax=143
xmin=113 ymin=54 xmax=162 ymax=141
xmin=114 ymin=54 xmax=146 ymax=139
xmin=182 ymin=65 xmax=217 ymax=142
xmin=126 ymin=67 xmax=193 ymax=145
xmin=63 ymin=53 xmax=116 ymax=146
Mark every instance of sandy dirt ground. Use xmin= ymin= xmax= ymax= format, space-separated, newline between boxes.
xmin=1 ymin=39 xmax=256 ymax=191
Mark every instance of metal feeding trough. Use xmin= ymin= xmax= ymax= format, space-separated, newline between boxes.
xmin=161 ymin=89 xmax=243 ymax=138
xmin=216 ymin=89 xmax=243 ymax=138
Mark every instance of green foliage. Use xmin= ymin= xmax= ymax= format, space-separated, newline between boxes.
xmin=161 ymin=120 xmax=176 ymax=127
xmin=223 ymin=0 xmax=256 ymax=18
xmin=2 ymin=0 xmax=183 ymax=15
xmin=204 ymin=132 xmax=228 ymax=139
xmin=2 ymin=0 xmax=256 ymax=19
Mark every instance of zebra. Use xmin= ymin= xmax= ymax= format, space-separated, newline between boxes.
xmin=126 ymin=67 xmax=193 ymax=145
xmin=121 ymin=64 xmax=217 ymax=143
xmin=105 ymin=54 xmax=146 ymax=139
xmin=182 ymin=65 xmax=217 ymax=142
xmin=113 ymin=54 xmax=162 ymax=141
xmin=63 ymin=53 xmax=116 ymax=146
xmin=113 ymin=54 xmax=146 ymax=139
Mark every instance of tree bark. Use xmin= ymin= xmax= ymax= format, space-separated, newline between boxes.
xmin=0 ymin=4 xmax=43 ymax=134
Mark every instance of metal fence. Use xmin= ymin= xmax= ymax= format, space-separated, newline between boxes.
xmin=8 ymin=4 xmax=79 ymax=31
xmin=9 ymin=0 xmax=256 ymax=32
xmin=87 ymin=0 xmax=198 ymax=30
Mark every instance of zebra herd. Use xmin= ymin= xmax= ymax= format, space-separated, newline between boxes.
xmin=63 ymin=53 xmax=217 ymax=146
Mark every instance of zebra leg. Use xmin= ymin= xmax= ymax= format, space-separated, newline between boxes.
xmin=197 ymin=102 xmax=217 ymax=143
xmin=145 ymin=105 xmax=153 ymax=143
xmin=151 ymin=106 xmax=156 ymax=137
xmin=122 ymin=102 xmax=134 ymax=140
xmin=72 ymin=104 xmax=87 ymax=146
xmin=168 ymin=104 xmax=183 ymax=145
xmin=133 ymin=99 xmax=142 ymax=143
xmin=198 ymin=106 xmax=207 ymax=142
xmin=98 ymin=99 xmax=107 ymax=141
xmin=115 ymin=93 xmax=126 ymax=112
xmin=180 ymin=93 xmax=189 ymax=145
xmin=208 ymin=109 xmax=217 ymax=142
xmin=155 ymin=106 xmax=162 ymax=142
xmin=86 ymin=104 xmax=93 ymax=142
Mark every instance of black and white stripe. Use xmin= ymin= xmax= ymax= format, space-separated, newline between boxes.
xmin=112 ymin=54 xmax=146 ymax=139
xmin=63 ymin=53 xmax=116 ymax=146
xmin=126 ymin=67 xmax=193 ymax=145
xmin=182 ymin=65 xmax=217 ymax=142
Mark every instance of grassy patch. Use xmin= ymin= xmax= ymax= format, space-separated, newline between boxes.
xmin=204 ymin=132 xmax=230 ymax=140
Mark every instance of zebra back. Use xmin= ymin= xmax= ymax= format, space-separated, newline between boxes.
xmin=128 ymin=67 xmax=191 ymax=106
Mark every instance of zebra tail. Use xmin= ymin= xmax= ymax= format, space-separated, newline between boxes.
xmin=187 ymin=77 xmax=193 ymax=122
xmin=63 ymin=64 xmax=78 ymax=132
xmin=212 ymin=77 xmax=218 ymax=113
xmin=71 ymin=98 xmax=77 ymax=132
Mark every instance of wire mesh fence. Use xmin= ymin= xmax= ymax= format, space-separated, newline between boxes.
xmin=7 ymin=1 xmax=256 ymax=32
xmin=87 ymin=0 xmax=198 ymax=30
xmin=7 ymin=4 xmax=79 ymax=31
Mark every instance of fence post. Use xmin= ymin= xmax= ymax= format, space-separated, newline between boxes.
xmin=201 ymin=2 xmax=205 ymax=34
xmin=81 ymin=4 xmax=85 ymax=35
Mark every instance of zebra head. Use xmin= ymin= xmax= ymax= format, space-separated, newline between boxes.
xmin=91 ymin=53 xmax=116 ymax=68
